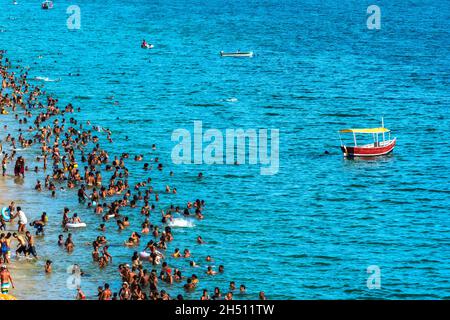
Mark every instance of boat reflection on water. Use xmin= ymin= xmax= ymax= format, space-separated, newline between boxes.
xmin=343 ymin=152 xmax=395 ymax=162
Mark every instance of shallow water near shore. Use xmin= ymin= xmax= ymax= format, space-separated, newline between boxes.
xmin=1 ymin=0 xmax=450 ymax=299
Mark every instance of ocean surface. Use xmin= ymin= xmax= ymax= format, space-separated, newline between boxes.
xmin=0 ymin=0 xmax=449 ymax=299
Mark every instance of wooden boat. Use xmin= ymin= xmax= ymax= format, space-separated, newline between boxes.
xmin=41 ymin=1 xmax=53 ymax=9
xmin=339 ymin=119 xmax=396 ymax=157
xmin=220 ymin=51 xmax=253 ymax=58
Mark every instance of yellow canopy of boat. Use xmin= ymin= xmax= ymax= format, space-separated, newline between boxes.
xmin=339 ymin=127 xmax=390 ymax=134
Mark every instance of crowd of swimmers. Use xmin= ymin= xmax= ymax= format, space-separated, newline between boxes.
xmin=0 ymin=50 xmax=267 ymax=300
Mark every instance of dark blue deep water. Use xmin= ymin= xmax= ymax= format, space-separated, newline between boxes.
xmin=0 ymin=0 xmax=449 ymax=299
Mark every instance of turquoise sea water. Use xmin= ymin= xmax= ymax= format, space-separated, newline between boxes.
xmin=0 ymin=0 xmax=449 ymax=299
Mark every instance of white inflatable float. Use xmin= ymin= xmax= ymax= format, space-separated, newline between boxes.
xmin=140 ymin=248 xmax=164 ymax=259
xmin=66 ymin=222 xmax=87 ymax=228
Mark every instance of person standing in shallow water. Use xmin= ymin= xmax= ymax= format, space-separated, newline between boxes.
xmin=15 ymin=207 xmax=27 ymax=233
xmin=13 ymin=156 xmax=25 ymax=178
xmin=76 ymin=287 xmax=86 ymax=300
xmin=77 ymin=185 xmax=87 ymax=203
xmin=65 ymin=233 xmax=74 ymax=252
xmin=0 ymin=265 xmax=14 ymax=294
xmin=13 ymin=157 xmax=20 ymax=177
xmin=19 ymin=156 xmax=25 ymax=178
xmin=13 ymin=233 xmax=27 ymax=257
xmin=1 ymin=233 xmax=12 ymax=264
xmin=25 ymin=231 xmax=38 ymax=259
xmin=1 ymin=153 xmax=7 ymax=176
xmin=45 ymin=260 xmax=52 ymax=273
xmin=99 ymin=283 xmax=112 ymax=300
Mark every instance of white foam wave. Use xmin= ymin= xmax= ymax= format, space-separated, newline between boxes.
xmin=168 ymin=218 xmax=195 ymax=228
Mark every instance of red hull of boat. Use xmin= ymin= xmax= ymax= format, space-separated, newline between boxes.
xmin=341 ymin=139 xmax=396 ymax=157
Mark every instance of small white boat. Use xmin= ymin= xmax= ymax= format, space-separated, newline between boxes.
xmin=220 ymin=51 xmax=254 ymax=58
xmin=66 ymin=222 xmax=87 ymax=228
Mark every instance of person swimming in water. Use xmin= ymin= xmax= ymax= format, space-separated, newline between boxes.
xmin=45 ymin=260 xmax=52 ymax=273
xmin=141 ymin=39 xmax=151 ymax=49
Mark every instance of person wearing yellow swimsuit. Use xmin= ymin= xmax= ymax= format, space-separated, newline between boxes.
xmin=172 ymin=248 xmax=182 ymax=258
